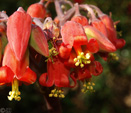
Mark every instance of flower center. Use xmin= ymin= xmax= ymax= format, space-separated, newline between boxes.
xmin=8 ymin=79 xmax=21 ymax=101
xmin=74 ymin=52 xmax=91 ymax=68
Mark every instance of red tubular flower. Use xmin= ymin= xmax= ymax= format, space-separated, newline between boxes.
xmin=84 ymin=25 xmax=116 ymax=52
xmin=0 ymin=44 xmax=37 ymax=101
xmin=7 ymin=7 xmax=32 ymax=61
xmin=39 ymin=57 xmax=76 ymax=87
xmin=59 ymin=21 xmax=99 ymax=68
xmin=27 ymin=1 xmax=46 ymax=19
xmin=90 ymin=5 xmax=126 ymax=49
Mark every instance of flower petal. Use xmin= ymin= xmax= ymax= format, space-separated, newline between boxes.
xmin=84 ymin=25 xmax=116 ymax=52
xmin=19 ymin=67 xmax=37 ymax=84
xmin=71 ymin=15 xmax=89 ymax=26
xmin=89 ymin=61 xmax=103 ymax=76
xmin=7 ymin=9 xmax=31 ymax=61
xmin=0 ymin=66 xmax=14 ymax=85
xmin=2 ymin=44 xmax=29 ymax=79
xmin=61 ymin=21 xmax=87 ymax=47
xmin=87 ymin=38 xmax=99 ymax=53
xmin=59 ymin=43 xmax=72 ymax=59
xmin=30 ymin=25 xmax=49 ymax=57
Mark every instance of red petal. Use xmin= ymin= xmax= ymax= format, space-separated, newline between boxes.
xmin=49 ymin=58 xmax=71 ymax=87
xmin=19 ymin=67 xmax=37 ymax=84
xmin=71 ymin=15 xmax=89 ymax=26
xmin=2 ymin=44 xmax=29 ymax=79
xmin=115 ymin=39 xmax=126 ymax=49
xmin=7 ymin=10 xmax=31 ymax=61
xmin=84 ymin=25 xmax=116 ymax=52
xmin=77 ymin=67 xmax=92 ymax=80
xmin=39 ymin=73 xmax=54 ymax=87
xmin=59 ymin=43 xmax=72 ymax=59
xmin=100 ymin=15 xmax=114 ymax=29
xmin=91 ymin=19 xmax=108 ymax=37
xmin=61 ymin=21 xmax=88 ymax=47
xmin=30 ymin=25 xmax=49 ymax=57
xmin=87 ymin=38 xmax=99 ymax=53
xmin=89 ymin=61 xmax=103 ymax=76
xmin=0 ymin=66 xmax=14 ymax=84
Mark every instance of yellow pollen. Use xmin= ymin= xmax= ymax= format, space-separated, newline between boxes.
xmin=81 ymin=81 xmax=96 ymax=93
xmin=49 ymin=88 xmax=65 ymax=98
xmin=86 ymin=53 xmax=90 ymax=59
xmin=75 ymin=62 xmax=80 ymax=66
xmin=54 ymin=94 xmax=58 ymax=97
xmin=74 ymin=52 xmax=91 ymax=68
xmin=80 ymin=64 xmax=84 ymax=68
xmin=8 ymin=79 xmax=21 ymax=101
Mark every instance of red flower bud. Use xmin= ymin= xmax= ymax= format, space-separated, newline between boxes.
xmin=27 ymin=2 xmax=46 ymax=19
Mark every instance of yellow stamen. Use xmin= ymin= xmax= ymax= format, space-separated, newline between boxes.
xmin=108 ymin=53 xmax=119 ymax=61
xmin=8 ymin=79 xmax=21 ymax=101
xmin=49 ymin=88 xmax=65 ymax=98
xmin=86 ymin=53 xmax=90 ymax=59
xmin=74 ymin=52 xmax=91 ymax=68
xmin=81 ymin=80 xmax=96 ymax=93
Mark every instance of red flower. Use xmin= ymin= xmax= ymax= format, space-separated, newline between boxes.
xmin=58 ymin=21 xmax=102 ymax=81
xmin=90 ymin=5 xmax=126 ymax=49
xmin=7 ymin=7 xmax=32 ymax=61
xmin=39 ymin=57 xmax=76 ymax=88
xmin=59 ymin=21 xmax=99 ymax=67
xmin=0 ymin=44 xmax=37 ymax=101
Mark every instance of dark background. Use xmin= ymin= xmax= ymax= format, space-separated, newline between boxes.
xmin=0 ymin=0 xmax=131 ymax=113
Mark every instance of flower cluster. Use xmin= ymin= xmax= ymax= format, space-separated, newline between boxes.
xmin=0 ymin=0 xmax=125 ymax=100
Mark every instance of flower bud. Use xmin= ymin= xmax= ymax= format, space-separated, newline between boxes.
xmin=27 ymin=2 xmax=46 ymax=19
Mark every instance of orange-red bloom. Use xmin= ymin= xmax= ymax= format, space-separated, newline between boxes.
xmin=0 ymin=44 xmax=36 ymax=101
xmin=7 ymin=7 xmax=32 ymax=61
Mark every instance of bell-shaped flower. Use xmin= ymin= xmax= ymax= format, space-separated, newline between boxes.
xmin=7 ymin=7 xmax=32 ymax=61
xmin=39 ymin=57 xmax=76 ymax=87
xmin=59 ymin=21 xmax=99 ymax=68
xmin=90 ymin=5 xmax=125 ymax=49
xmin=0 ymin=44 xmax=37 ymax=101
xmin=84 ymin=25 xmax=116 ymax=52
xmin=27 ymin=0 xmax=46 ymax=19
xmin=39 ymin=57 xmax=76 ymax=98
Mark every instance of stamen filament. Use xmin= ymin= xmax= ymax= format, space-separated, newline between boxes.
xmin=8 ymin=79 xmax=21 ymax=101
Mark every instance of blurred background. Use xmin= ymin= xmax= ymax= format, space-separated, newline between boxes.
xmin=0 ymin=0 xmax=131 ymax=113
